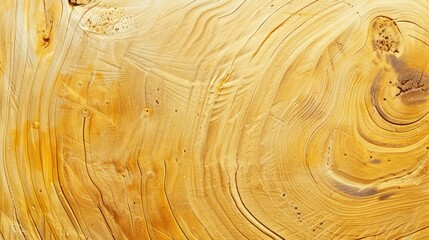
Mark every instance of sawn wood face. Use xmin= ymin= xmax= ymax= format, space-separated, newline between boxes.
xmin=1 ymin=0 xmax=429 ymax=239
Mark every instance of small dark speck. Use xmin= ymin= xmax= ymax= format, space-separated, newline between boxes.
xmin=183 ymin=149 xmax=186 ymax=153
xmin=39 ymin=189 xmax=42 ymax=192
xmin=133 ymin=201 xmax=136 ymax=204
xmin=175 ymin=109 xmax=178 ymax=112
xmin=155 ymin=100 xmax=159 ymax=104
xmin=282 ymin=193 xmax=286 ymax=197
xmin=320 ymin=222 xmax=323 ymax=225
xmin=313 ymin=229 xmax=315 ymax=232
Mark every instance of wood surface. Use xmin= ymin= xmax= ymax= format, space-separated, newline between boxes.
xmin=1 ymin=0 xmax=429 ymax=239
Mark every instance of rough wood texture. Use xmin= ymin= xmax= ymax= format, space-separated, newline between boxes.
xmin=1 ymin=0 xmax=429 ymax=239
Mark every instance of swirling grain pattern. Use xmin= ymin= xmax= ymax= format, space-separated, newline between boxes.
xmin=1 ymin=0 xmax=429 ymax=239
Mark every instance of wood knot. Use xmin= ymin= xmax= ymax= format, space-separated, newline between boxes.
xmin=81 ymin=108 xmax=91 ymax=118
xmin=32 ymin=121 xmax=40 ymax=129
xmin=37 ymin=18 xmax=53 ymax=53
xmin=370 ymin=16 xmax=402 ymax=54
xmin=68 ymin=0 xmax=91 ymax=7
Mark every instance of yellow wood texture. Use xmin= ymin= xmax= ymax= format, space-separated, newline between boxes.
xmin=1 ymin=0 xmax=429 ymax=239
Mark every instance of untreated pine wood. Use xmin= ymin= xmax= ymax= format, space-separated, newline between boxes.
xmin=1 ymin=0 xmax=429 ymax=239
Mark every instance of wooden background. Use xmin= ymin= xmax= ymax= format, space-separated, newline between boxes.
xmin=1 ymin=0 xmax=429 ymax=239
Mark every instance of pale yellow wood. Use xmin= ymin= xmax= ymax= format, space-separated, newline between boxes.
xmin=1 ymin=0 xmax=429 ymax=239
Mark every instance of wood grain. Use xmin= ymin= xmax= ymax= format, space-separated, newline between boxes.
xmin=1 ymin=0 xmax=429 ymax=239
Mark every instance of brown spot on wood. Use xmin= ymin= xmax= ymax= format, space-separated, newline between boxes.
xmin=391 ymin=58 xmax=429 ymax=105
xmin=370 ymin=159 xmax=381 ymax=164
xmin=334 ymin=182 xmax=378 ymax=197
xmin=379 ymin=193 xmax=394 ymax=201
